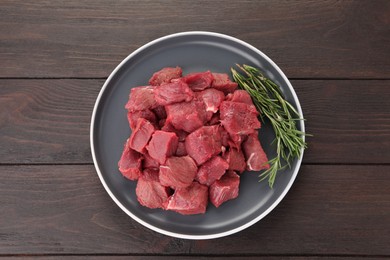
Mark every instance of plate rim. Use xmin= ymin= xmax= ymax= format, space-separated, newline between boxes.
xmin=90 ymin=31 xmax=305 ymax=240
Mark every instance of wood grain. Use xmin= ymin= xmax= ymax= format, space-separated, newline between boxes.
xmin=0 ymin=79 xmax=102 ymax=163
xmin=0 ymin=0 xmax=389 ymax=78
xmin=0 ymin=79 xmax=389 ymax=164
xmin=293 ymin=80 xmax=390 ymax=164
xmin=0 ymin=165 xmax=389 ymax=255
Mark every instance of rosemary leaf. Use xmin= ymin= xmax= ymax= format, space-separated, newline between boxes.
xmin=231 ymin=64 xmax=308 ymax=188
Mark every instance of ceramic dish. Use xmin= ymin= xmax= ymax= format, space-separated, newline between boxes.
xmin=90 ymin=31 xmax=305 ymax=239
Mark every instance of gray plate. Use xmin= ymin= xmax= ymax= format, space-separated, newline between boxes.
xmin=90 ymin=31 xmax=305 ymax=239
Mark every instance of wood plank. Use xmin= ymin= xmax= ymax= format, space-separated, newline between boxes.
xmin=0 ymin=79 xmax=389 ymax=164
xmin=293 ymin=80 xmax=390 ymax=164
xmin=0 ymin=165 xmax=389 ymax=255
xmin=0 ymin=0 xmax=389 ymax=78
xmin=0 ymin=79 xmax=102 ymax=163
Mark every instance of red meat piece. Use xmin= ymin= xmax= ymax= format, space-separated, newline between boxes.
xmin=136 ymin=168 xmax=170 ymax=209
xmin=226 ymin=90 xmax=253 ymax=105
xmin=211 ymin=73 xmax=238 ymax=94
xmin=128 ymin=118 xmax=155 ymax=153
xmin=195 ymin=88 xmax=225 ymax=113
xmin=154 ymin=80 xmax=193 ymax=106
xmin=152 ymin=106 xmax=167 ymax=120
xmin=176 ymin=142 xmax=187 ymax=156
xmin=161 ymin=121 xmax=188 ymax=142
xmin=158 ymin=118 xmax=166 ymax=128
xmin=125 ymin=86 xmax=157 ymax=112
xmin=165 ymin=99 xmax=208 ymax=133
xmin=159 ymin=156 xmax=197 ymax=189
xmin=185 ymin=125 xmax=222 ymax=165
xmin=223 ymin=148 xmax=246 ymax=173
xmin=143 ymin=151 xmax=160 ymax=169
xmin=118 ymin=139 xmax=143 ymax=180
xmin=196 ymin=156 xmax=229 ymax=186
xmin=127 ymin=109 xmax=157 ymax=130
xmin=219 ymin=126 xmax=230 ymax=147
xmin=142 ymin=168 xmax=160 ymax=181
xmin=228 ymin=133 xmax=247 ymax=150
xmin=218 ymin=126 xmax=245 ymax=150
xmin=220 ymin=101 xmax=260 ymax=135
xmin=148 ymin=66 xmax=183 ymax=86
xmin=146 ymin=131 xmax=178 ymax=164
xmin=164 ymin=182 xmax=208 ymax=215
xmin=182 ymin=71 xmax=214 ymax=91
xmin=242 ymin=131 xmax=270 ymax=171
xmin=210 ymin=170 xmax=240 ymax=208
xmin=208 ymin=112 xmax=220 ymax=125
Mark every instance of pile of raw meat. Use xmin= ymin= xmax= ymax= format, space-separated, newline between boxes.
xmin=118 ymin=67 xmax=269 ymax=215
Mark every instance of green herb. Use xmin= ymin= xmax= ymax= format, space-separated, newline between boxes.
xmin=231 ymin=64 xmax=308 ymax=188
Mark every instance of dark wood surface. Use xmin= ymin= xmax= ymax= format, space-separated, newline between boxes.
xmin=1 ymin=165 xmax=389 ymax=255
xmin=1 ymin=0 xmax=389 ymax=79
xmin=0 ymin=0 xmax=389 ymax=259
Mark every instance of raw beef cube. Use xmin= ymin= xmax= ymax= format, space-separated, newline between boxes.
xmin=118 ymin=139 xmax=143 ymax=180
xmin=220 ymin=101 xmax=260 ymax=135
xmin=154 ymin=80 xmax=193 ymax=106
xmin=195 ymin=88 xmax=225 ymax=113
xmin=158 ymin=118 xmax=166 ymax=128
xmin=165 ymin=99 xmax=208 ymax=133
xmin=152 ymin=106 xmax=167 ymax=120
xmin=182 ymin=71 xmax=214 ymax=91
xmin=223 ymin=148 xmax=246 ymax=173
xmin=142 ymin=168 xmax=160 ymax=181
xmin=159 ymin=156 xmax=198 ymax=189
xmin=219 ymin=126 xmax=231 ymax=147
xmin=185 ymin=125 xmax=222 ymax=165
xmin=226 ymin=90 xmax=253 ymax=105
xmin=161 ymin=121 xmax=188 ymax=142
xmin=146 ymin=130 xmax=179 ymax=164
xmin=196 ymin=156 xmax=229 ymax=186
xmin=149 ymin=66 xmax=183 ymax=86
xmin=243 ymin=131 xmax=270 ymax=171
xmin=219 ymin=126 xmax=245 ymax=150
xmin=228 ymin=133 xmax=247 ymax=150
xmin=164 ymin=182 xmax=208 ymax=215
xmin=129 ymin=118 xmax=155 ymax=153
xmin=208 ymin=112 xmax=220 ymax=125
xmin=143 ymin=151 xmax=160 ymax=169
xmin=127 ymin=109 xmax=157 ymax=130
xmin=176 ymin=142 xmax=187 ymax=156
xmin=125 ymin=86 xmax=157 ymax=112
xmin=210 ymin=170 xmax=240 ymax=208
xmin=211 ymin=73 xmax=238 ymax=94
xmin=136 ymin=168 xmax=170 ymax=209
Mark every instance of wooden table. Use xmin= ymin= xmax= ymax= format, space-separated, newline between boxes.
xmin=1 ymin=1 xmax=389 ymax=259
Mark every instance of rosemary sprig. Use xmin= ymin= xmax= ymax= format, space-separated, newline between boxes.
xmin=231 ymin=64 xmax=308 ymax=188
